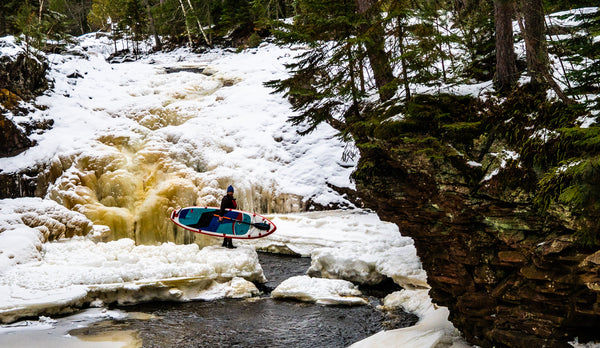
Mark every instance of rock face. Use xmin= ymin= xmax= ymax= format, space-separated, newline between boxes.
xmin=0 ymin=43 xmax=49 ymax=158
xmin=0 ymin=40 xmax=50 ymax=197
xmin=0 ymin=113 xmax=31 ymax=157
xmin=353 ymin=142 xmax=600 ymax=347
xmin=0 ymin=49 xmax=48 ymax=101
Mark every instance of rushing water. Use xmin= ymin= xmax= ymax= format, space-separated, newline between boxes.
xmin=66 ymin=253 xmax=418 ymax=348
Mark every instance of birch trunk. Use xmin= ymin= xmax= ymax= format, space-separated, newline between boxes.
xmin=185 ymin=0 xmax=212 ymax=46
xmin=178 ymin=0 xmax=194 ymax=47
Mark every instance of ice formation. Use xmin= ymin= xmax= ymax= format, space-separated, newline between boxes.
xmin=272 ymin=275 xmax=367 ymax=305
xmin=0 ymin=235 xmax=265 ymax=323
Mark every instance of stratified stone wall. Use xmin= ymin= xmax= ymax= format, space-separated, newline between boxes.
xmin=354 ymin=142 xmax=600 ymax=348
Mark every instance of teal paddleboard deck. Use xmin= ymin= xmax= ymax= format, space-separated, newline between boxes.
xmin=170 ymin=207 xmax=276 ymax=239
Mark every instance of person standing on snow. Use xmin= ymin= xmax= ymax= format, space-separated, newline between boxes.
xmin=218 ymin=185 xmax=237 ymax=248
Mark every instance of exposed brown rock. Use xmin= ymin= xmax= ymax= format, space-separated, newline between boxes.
xmin=353 ymin=140 xmax=600 ymax=347
xmin=0 ymin=113 xmax=31 ymax=157
xmin=0 ymin=43 xmax=51 ymax=197
xmin=0 ymin=52 xmax=48 ymax=101
xmin=0 ymin=46 xmax=48 ymax=159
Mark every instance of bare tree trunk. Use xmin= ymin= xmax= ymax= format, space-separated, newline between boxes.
xmin=142 ymin=0 xmax=162 ymax=51
xmin=358 ymin=46 xmax=366 ymax=94
xmin=185 ymin=0 xmax=212 ymax=46
xmin=38 ymin=0 xmax=45 ymax=24
xmin=494 ymin=0 xmax=518 ymax=93
xmin=398 ymin=23 xmax=411 ymax=100
xmin=178 ymin=0 xmax=194 ymax=47
xmin=347 ymin=42 xmax=361 ymax=120
xmin=517 ymin=3 xmax=574 ymax=103
xmin=434 ymin=16 xmax=448 ymax=83
xmin=355 ymin=0 xmax=397 ymax=102
xmin=520 ymin=0 xmax=548 ymax=89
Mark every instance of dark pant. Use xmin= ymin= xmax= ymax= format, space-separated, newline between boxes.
xmin=222 ymin=237 xmax=234 ymax=248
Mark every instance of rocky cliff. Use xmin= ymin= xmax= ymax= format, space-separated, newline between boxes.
xmin=0 ymin=39 xmax=50 ymax=197
xmin=0 ymin=43 xmax=48 ymax=101
xmin=352 ymin=94 xmax=600 ymax=347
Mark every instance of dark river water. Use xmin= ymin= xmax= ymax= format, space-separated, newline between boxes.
xmin=70 ymin=252 xmax=418 ymax=348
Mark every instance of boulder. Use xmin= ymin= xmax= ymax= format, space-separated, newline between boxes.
xmin=0 ymin=113 xmax=31 ymax=157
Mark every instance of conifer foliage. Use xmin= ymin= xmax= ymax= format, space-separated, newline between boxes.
xmin=267 ymin=0 xmax=600 ymax=246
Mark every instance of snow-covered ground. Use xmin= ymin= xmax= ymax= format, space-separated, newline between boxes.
xmin=0 ymin=33 xmax=459 ymax=347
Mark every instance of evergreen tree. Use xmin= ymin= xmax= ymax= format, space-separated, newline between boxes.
xmin=268 ymin=0 xmax=485 ymax=136
xmin=152 ymin=0 xmax=186 ymax=44
xmin=122 ymin=0 xmax=148 ymax=54
xmin=12 ymin=1 xmax=73 ymax=54
xmin=494 ymin=0 xmax=518 ymax=93
xmin=219 ymin=0 xmax=253 ymax=37
xmin=0 ymin=0 xmax=23 ymax=35
xmin=141 ymin=0 xmax=161 ymax=50
xmin=13 ymin=2 xmax=45 ymax=56
xmin=267 ymin=0 xmax=362 ymax=134
xmin=561 ymin=8 xmax=600 ymax=112
xmin=451 ymin=0 xmax=496 ymax=82
xmin=48 ymin=0 xmax=94 ymax=35
xmin=356 ymin=0 xmax=396 ymax=102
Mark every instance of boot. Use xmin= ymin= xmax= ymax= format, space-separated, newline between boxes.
xmin=227 ymin=238 xmax=236 ymax=249
xmin=222 ymin=238 xmax=228 ymax=247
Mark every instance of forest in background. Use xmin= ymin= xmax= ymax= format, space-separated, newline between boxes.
xmin=0 ymin=0 xmax=297 ymax=51
xmin=1 ymin=0 xmax=600 ymax=246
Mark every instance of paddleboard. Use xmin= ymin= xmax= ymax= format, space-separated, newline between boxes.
xmin=170 ymin=207 xmax=277 ymax=239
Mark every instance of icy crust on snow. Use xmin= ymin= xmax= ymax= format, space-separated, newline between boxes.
xmin=309 ymin=240 xmax=428 ymax=289
xmin=0 ymin=198 xmax=266 ymax=322
xmin=272 ymin=275 xmax=367 ymax=306
xmin=245 ymin=210 xmax=428 ymax=289
xmin=350 ymin=289 xmax=469 ymax=348
xmin=0 ymin=198 xmax=93 ymax=273
xmin=0 ymin=308 xmax=141 ymax=347
xmin=0 ymin=229 xmax=265 ymax=323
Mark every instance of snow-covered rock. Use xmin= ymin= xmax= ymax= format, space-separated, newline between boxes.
xmin=272 ymin=275 xmax=367 ymax=306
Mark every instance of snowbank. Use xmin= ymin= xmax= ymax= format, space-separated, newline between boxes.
xmin=350 ymin=289 xmax=469 ymax=348
xmin=272 ymin=275 xmax=367 ymax=305
xmin=0 ymin=230 xmax=265 ymax=323
xmin=0 ymin=36 xmax=43 ymax=62
xmin=245 ymin=210 xmax=428 ymax=288
xmin=0 ymin=198 xmax=92 ymax=272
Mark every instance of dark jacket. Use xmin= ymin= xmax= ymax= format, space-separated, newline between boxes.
xmin=219 ymin=194 xmax=237 ymax=216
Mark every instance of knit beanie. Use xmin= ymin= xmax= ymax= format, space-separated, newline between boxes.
xmin=227 ymin=185 xmax=234 ymax=193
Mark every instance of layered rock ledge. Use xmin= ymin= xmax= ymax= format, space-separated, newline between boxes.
xmin=354 ymin=141 xmax=600 ymax=347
